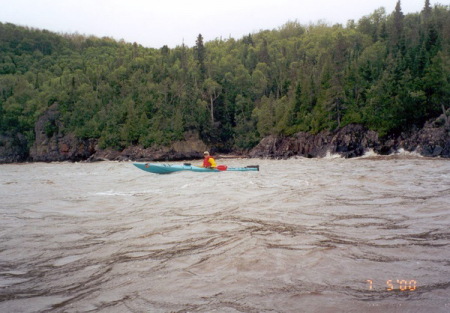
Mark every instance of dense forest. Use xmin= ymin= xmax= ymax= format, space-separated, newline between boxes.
xmin=1 ymin=0 xmax=449 ymax=156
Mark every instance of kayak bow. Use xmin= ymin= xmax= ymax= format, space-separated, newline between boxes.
xmin=133 ymin=163 xmax=259 ymax=174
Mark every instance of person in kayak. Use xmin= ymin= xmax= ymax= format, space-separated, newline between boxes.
xmin=202 ymin=151 xmax=217 ymax=168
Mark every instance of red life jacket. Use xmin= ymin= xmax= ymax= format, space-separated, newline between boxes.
xmin=203 ymin=156 xmax=214 ymax=167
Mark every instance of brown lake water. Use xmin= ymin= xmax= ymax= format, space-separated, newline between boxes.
xmin=0 ymin=156 xmax=449 ymax=312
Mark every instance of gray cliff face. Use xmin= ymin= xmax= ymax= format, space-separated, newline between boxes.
xmin=29 ymin=104 xmax=96 ymax=162
xmin=401 ymin=119 xmax=450 ymax=157
xmin=0 ymin=133 xmax=28 ymax=163
xmin=249 ymin=124 xmax=380 ymax=159
xmin=249 ymin=119 xmax=450 ymax=159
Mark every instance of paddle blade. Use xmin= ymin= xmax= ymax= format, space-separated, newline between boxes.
xmin=217 ymin=165 xmax=228 ymax=171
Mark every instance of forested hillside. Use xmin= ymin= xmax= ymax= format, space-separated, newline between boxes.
xmin=1 ymin=1 xmax=449 ymax=161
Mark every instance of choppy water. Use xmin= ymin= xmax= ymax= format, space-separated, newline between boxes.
xmin=0 ymin=156 xmax=449 ymax=313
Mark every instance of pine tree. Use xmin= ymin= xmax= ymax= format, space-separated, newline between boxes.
xmin=422 ymin=0 xmax=432 ymax=22
xmin=194 ymin=34 xmax=206 ymax=80
xmin=391 ymin=0 xmax=405 ymax=53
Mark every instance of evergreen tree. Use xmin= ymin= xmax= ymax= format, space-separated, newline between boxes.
xmin=194 ymin=34 xmax=206 ymax=80
xmin=422 ymin=0 xmax=432 ymax=22
xmin=390 ymin=0 xmax=405 ymax=53
xmin=424 ymin=52 xmax=450 ymax=125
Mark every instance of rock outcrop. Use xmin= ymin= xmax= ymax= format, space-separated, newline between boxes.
xmin=250 ymin=119 xmax=450 ymax=159
xmin=0 ymin=133 xmax=28 ymax=163
xmin=29 ymin=104 xmax=96 ymax=162
xmin=250 ymin=124 xmax=380 ymax=158
xmin=399 ymin=118 xmax=450 ymax=157
xmin=88 ymin=131 xmax=207 ymax=162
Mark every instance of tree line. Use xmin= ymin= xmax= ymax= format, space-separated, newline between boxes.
xmin=1 ymin=0 xmax=449 ymax=153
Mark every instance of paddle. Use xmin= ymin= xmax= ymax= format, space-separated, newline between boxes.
xmin=217 ymin=165 xmax=228 ymax=171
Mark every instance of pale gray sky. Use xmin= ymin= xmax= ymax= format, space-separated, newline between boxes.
xmin=0 ymin=0 xmax=433 ymax=48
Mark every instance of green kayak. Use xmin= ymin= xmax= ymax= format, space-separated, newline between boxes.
xmin=133 ymin=163 xmax=259 ymax=174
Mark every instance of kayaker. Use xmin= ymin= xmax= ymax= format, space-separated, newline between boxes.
xmin=202 ymin=151 xmax=217 ymax=168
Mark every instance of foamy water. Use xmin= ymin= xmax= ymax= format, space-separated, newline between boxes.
xmin=0 ymin=157 xmax=449 ymax=312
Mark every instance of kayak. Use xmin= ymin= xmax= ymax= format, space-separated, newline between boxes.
xmin=133 ymin=163 xmax=259 ymax=174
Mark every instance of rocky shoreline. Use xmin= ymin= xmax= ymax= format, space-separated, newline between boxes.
xmin=1 ymin=111 xmax=449 ymax=163
xmin=249 ymin=120 xmax=450 ymax=159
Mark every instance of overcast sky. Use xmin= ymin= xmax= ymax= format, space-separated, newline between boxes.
xmin=0 ymin=0 xmax=434 ymax=48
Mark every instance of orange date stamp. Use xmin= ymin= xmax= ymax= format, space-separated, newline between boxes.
xmin=366 ymin=279 xmax=417 ymax=291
